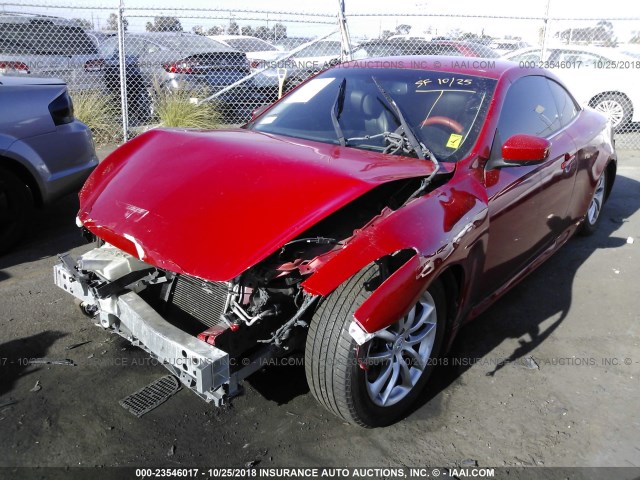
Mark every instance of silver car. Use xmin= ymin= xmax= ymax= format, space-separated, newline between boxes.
xmin=97 ymin=32 xmax=263 ymax=122
xmin=97 ymin=32 xmax=251 ymax=92
xmin=0 ymin=13 xmax=105 ymax=92
xmin=0 ymin=75 xmax=98 ymax=253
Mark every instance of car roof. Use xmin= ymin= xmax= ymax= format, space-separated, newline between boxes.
xmin=342 ymin=55 xmax=519 ymax=79
xmin=490 ymin=39 xmax=525 ymax=44
xmin=213 ymin=35 xmax=272 ymax=42
xmin=427 ymin=40 xmax=493 ymax=48
xmin=0 ymin=13 xmax=77 ymax=27
xmin=128 ymin=32 xmax=204 ymax=38
xmin=122 ymin=32 xmax=237 ymax=51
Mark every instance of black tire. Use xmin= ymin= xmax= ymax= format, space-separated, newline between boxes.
xmin=305 ymin=264 xmax=447 ymax=427
xmin=590 ymin=93 xmax=632 ymax=132
xmin=579 ymin=169 xmax=607 ymax=236
xmin=0 ymin=167 xmax=33 ymax=254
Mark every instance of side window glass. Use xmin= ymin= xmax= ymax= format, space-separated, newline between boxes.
xmin=547 ymin=79 xmax=579 ymax=128
xmin=497 ymin=76 xmax=561 ymax=141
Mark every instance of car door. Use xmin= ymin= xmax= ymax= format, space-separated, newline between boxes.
xmin=479 ymin=75 xmax=575 ymax=299
xmin=537 ymin=78 xmax=581 ymax=237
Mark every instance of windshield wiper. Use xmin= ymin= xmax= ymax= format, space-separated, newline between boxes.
xmin=370 ymin=76 xmax=442 ymax=203
xmin=330 ymin=78 xmax=347 ymax=147
xmin=371 ymin=76 xmax=426 ymax=160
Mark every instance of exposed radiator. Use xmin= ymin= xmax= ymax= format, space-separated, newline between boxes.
xmin=170 ymin=275 xmax=229 ymax=328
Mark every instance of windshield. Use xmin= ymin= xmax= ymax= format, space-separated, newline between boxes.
xmin=251 ymin=68 xmax=496 ymax=162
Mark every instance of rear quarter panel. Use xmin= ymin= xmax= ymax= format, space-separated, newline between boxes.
xmin=0 ymin=84 xmax=60 ymax=141
xmin=566 ymin=107 xmax=615 ymax=221
xmin=0 ymin=83 xmax=97 ymax=203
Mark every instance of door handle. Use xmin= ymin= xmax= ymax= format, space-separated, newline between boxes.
xmin=561 ymin=153 xmax=575 ymax=173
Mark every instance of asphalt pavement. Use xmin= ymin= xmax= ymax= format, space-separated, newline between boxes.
xmin=0 ymin=148 xmax=638 ymax=470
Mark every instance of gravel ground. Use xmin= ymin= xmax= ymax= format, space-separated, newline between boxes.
xmin=0 ymin=148 xmax=638 ymax=470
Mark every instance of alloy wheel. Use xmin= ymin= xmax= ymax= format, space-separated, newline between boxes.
xmin=364 ymin=290 xmax=438 ymax=407
xmin=587 ymin=173 xmax=606 ymax=225
xmin=594 ymin=99 xmax=625 ymax=128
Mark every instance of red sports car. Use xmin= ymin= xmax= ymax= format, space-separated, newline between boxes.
xmin=54 ymin=57 xmax=616 ymax=427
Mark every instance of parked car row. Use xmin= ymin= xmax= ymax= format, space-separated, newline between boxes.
xmin=0 ymin=14 xmax=277 ymax=122
xmin=96 ymin=32 xmax=269 ymax=122
xmin=2 ymin=12 xmax=638 ymax=131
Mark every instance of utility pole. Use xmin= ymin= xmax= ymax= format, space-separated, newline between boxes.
xmin=541 ymin=0 xmax=551 ymax=61
xmin=337 ymin=0 xmax=352 ymax=61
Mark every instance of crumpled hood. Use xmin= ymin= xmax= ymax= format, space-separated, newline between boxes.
xmin=79 ymin=128 xmax=440 ymax=281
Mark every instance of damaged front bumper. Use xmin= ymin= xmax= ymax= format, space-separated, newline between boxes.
xmin=53 ymin=246 xmax=271 ymax=405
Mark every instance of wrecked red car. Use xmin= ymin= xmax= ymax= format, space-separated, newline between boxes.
xmin=54 ymin=57 xmax=616 ymax=427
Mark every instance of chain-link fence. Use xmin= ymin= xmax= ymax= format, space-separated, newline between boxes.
xmin=2 ymin=1 xmax=639 ymax=148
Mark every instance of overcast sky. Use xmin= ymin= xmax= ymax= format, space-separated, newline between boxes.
xmin=3 ymin=0 xmax=640 ymax=42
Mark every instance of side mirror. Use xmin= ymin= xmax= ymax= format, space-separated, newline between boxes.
xmin=501 ymin=134 xmax=550 ymax=165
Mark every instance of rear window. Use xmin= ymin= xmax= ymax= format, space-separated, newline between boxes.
xmin=0 ymin=23 xmax=98 ymax=55
xmin=225 ymin=38 xmax=277 ymax=52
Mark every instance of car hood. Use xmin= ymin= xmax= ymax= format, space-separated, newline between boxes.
xmin=78 ymin=128 xmax=441 ymax=281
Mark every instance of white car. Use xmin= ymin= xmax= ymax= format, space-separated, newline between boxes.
xmin=489 ymin=39 xmax=531 ymax=56
xmin=505 ymin=46 xmax=640 ymax=130
xmin=288 ymin=39 xmax=343 ymax=73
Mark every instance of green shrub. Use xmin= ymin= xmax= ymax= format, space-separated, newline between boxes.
xmin=70 ymin=90 xmax=121 ymax=144
xmin=154 ymin=87 xmax=221 ymax=129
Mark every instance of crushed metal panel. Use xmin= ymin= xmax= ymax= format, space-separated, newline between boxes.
xmin=117 ymin=292 xmax=230 ymax=394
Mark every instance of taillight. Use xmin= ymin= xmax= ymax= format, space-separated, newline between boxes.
xmin=0 ymin=61 xmax=30 ymax=75
xmin=84 ymin=59 xmax=105 ymax=72
xmin=48 ymin=90 xmax=75 ymax=126
xmin=163 ymin=59 xmax=197 ymax=74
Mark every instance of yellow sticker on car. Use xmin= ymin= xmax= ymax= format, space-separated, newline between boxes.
xmin=446 ymin=134 xmax=463 ymax=149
